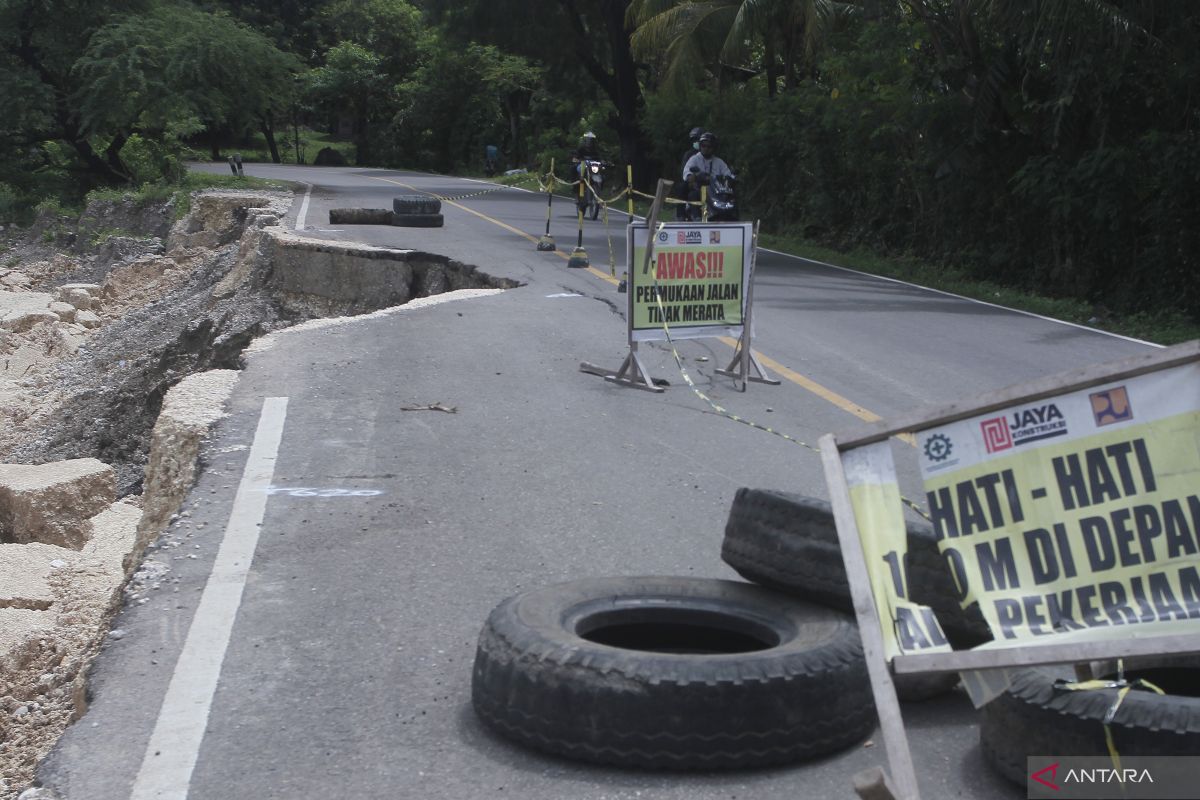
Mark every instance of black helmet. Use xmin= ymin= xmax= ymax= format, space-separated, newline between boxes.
xmin=688 ymin=126 xmax=704 ymax=141
xmin=698 ymin=132 xmax=717 ymax=146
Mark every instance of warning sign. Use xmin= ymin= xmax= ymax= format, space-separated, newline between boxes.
xmin=626 ymin=222 xmax=752 ymax=342
xmin=915 ymin=364 xmax=1200 ymax=642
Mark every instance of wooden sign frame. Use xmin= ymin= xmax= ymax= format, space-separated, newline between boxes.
xmin=818 ymin=339 xmax=1200 ymax=800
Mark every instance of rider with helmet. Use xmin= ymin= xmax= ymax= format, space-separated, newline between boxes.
xmin=682 ymin=132 xmax=733 ymax=211
xmin=571 ymin=132 xmax=610 ymax=219
xmin=571 ymin=132 xmax=601 ymax=168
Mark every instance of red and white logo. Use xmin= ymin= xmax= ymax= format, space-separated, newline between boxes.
xmin=1030 ymin=762 xmax=1060 ymax=791
xmin=981 ymin=416 xmax=1013 ymax=453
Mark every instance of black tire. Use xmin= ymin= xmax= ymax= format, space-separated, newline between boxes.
xmin=390 ymin=213 xmax=444 ymax=228
xmin=721 ymin=488 xmax=992 ymax=648
xmin=328 ymin=208 xmax=393 ymax=225
xmin=981 ymin=659 xmax=1200 ymax=787
xmin=588 ymin=196 xmax=600 ymax=220
xmin=472 ymin=576 xmax=876 ymax=770
xmin=393 ymin=195 xmax=441 ymax=215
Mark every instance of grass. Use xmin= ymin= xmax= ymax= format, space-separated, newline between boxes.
xmin=222 ymin=127 xmax=357 ymax=165
xmin=87 ymin=172 xmax=289 ymax=220
xmin=758 ymin=234 xmax=1200 ymax=346
xmin=491 ymin=170 xmax=1197 ymax=345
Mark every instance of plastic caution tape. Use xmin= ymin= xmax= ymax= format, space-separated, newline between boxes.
xmin=1055 ymin=669 xmax=1166 ymax=774
xmin=641 ymin=221 xmax=930 ymax=521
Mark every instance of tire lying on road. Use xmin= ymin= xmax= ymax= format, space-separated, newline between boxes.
xmin=471 ymin=576 xmax=876 ymax=770
xmin=721 ymin=488 xmax=992 ymax=648
xmin=981 ymin=658 xmax=1200 ymax=787
xmin=393 ymin=195 xmax=442 ymax=215
xmin=328 ymin=208 xmax=394 ymax=225
xmin=391 ymin=212 xmax=444 ymax=228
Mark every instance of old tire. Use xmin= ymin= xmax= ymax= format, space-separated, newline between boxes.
xmin=981 ymin=659 xmax=1200 ymax=787
xmin=720 ymin=488 xmax=992 ymax=648
xmin=328 ymin=208 xmax=393 ymax=225
xmin=471 ymin=576 xmax=875 ymax=770
xmin=390 ymin=213 xmax=444 ymax=228
xmin=393 ymin=195 xmax=441 ymax=215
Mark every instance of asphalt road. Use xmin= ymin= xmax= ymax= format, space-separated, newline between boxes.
xmin=36 ymin=164 xmax=1158 ymax=800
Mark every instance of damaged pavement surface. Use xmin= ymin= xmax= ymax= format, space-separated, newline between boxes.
xmin=7 ymin=163 xmax=1153 ymax=799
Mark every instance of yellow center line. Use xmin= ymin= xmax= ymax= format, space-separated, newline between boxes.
xmin=368 ymin=175 xmax=619 ymax=285
xmin=715 ymin=337 xmax=917 ymax=446
xmin=366 ymin=174 xmax=912 ymax=444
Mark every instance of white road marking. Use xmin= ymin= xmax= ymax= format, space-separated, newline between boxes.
xmin=295 ymin=183 xmax=312 ymax=230
xmin=756 ymin=246 xmax=1164 ymax=349
xmin=129 ymin=397 xmax=289 ymax=800
xmin=545 ymin=292 xmax=584 ymax=298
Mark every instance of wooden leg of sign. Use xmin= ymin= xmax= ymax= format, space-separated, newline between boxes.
xmin=579 ymin=345 xmax=666 ymax=393
xmin=819 ymin=433 xmax=921 ymax=800
xmin=715 ymin=223 xmax=779 ymax=389
xmin=853 ymin=767 xmax=900 ymax=800
xmin=715 ymin=339 xmax=780 ymax=386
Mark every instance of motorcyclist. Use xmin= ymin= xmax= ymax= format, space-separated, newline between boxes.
xmin=676 ymin=126 xmax=704 ymax=220
xmin=571 ymin=132 xmax=601 ymax=169
xmin=682 ymin=132 xmax=733 ymax=214
xmin=571 ymin=132 xmax=610 ymax=218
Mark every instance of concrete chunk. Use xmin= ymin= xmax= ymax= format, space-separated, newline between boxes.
xmin=48 ymin=301 xmax=76 ymax=322
xmin=0 ymin=542 xmax=75 ymax=610
xmin=0 ymin=607 xmax=55 ymax=674
xmin=74 ymin=309 xmax=103 ymax=329
xmin=61 ymin=288 xmax=94 ymax=310
xmin=0 ymin=291 xmax=58 ymax=332
xmin=0 ymin=460 xmax=116 ymax=549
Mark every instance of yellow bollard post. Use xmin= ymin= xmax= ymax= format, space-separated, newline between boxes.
xmin=701 ymin=185 xmax=708 ymax=222
xmin=537 ymin=158 xmax=556 ymax=251
xmin=568 ymin=166 xmax=590 ymax=268
xmin=626 ymin=165 xmax=634 ymax=218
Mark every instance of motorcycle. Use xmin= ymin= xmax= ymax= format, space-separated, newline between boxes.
xmin=707 ymin=173 xmax=738 ymax=221
xmin=687 ymin=169 xmax=739 ymax=222
xmin=577 ymin=158 xmax=608 ymax=220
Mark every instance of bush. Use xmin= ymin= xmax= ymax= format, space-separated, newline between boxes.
xmin=0 ymin=182 xmax=23 ymax=225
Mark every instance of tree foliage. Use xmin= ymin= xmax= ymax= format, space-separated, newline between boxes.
xmin=1 ymin=0 xmax=1196 ymax=321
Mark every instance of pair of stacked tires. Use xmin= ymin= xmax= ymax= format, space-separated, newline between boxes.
xmin=393 ymin=195 xmax=443 ymax=227
xmin=718 ymin=488 xmax=1200 ymax=786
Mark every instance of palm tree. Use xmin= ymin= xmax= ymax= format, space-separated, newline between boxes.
xmin=627 ymin=0 xmax=851 ymax=95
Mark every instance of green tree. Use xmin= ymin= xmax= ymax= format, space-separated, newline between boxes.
xmin=76 ymin=5 xmax=300 ymax=164
xmin=0 ymin=0 xmax=152 ymax=184
xmin=427 ymin=0 xmax=654 ymax=183
xmin=628 ymin=0 xmax=850 ymax=95
xmin=305 ymin=42 xmax=392 ymax=165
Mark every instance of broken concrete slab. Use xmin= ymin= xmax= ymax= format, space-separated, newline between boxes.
xmin=0 ymin=608 xmax=55 ymax=674
xmin=0 ymin=460 xmax=116 ymax=549
xmin=81 ymin=498 xmax=143 ymax=578
xmin=137 ymin=370 xmax=239 ymax=557
xmin=0 ymin=542 xmax=75 ymax=611
xmin=59 ymin=288 xmax=94 ymax=311
xmin=72 ymin=310 xmax=102 ymax=329
xmin=47 ymin=302 xmax=75 ymax=322
xmin=0 ymin=291 xmax=59 ymax=333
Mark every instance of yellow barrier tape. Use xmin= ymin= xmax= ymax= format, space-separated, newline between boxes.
xmin=601 ymin=202 xmax=616 ymax=277
xmin=638 ymin=220 xmax=930 ymax=520
xmin=1056 ymin=668 xmax=1166 ymax=776
xmin=630 ymin=188 xmax=702 ymax=211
